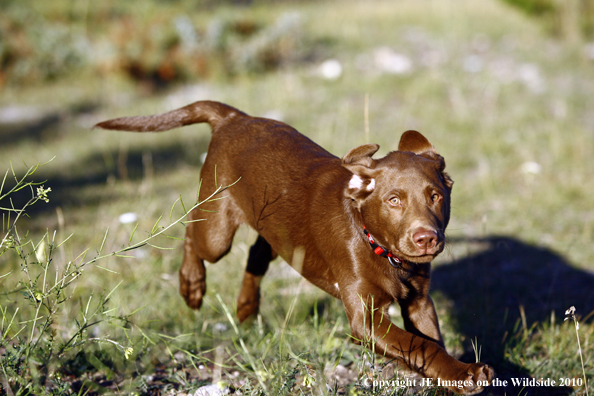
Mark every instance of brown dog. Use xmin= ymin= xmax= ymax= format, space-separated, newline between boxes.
xmin=96 ymin=101 xmax=494 ymax=394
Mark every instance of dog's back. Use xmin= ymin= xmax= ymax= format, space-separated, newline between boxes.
xmin=96 ymin=100 xmax=351 ymax=272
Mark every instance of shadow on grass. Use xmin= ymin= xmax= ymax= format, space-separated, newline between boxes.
xmin=432 ymin=236 xmax=594 ymax=396
xmin=0 ymin=102 xmax=99 ymax=146
xmin=1 ymin=138 xmax=209 ymax=220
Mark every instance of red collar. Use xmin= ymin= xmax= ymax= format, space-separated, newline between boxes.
xmin=362 ymin=225 xmax=403 ymax=269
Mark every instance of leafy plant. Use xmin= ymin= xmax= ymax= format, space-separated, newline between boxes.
xmin=0 ymin=161 xmax=237 ymax=394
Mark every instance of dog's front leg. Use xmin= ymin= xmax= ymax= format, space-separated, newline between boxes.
xmin=342 ymin=290 xmax=494 ymax=395
xmin=399 ymin=294 xmax=444 ymax=349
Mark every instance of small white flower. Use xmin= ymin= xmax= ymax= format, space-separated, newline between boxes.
xmin=213 ymin=322 xmax=228 ymax=332
xmin=319 ymin=59 xmax=343 ymax=80
xmin=520 ymin=161 xmax=541 ymax=175
xmin=374 ymin=47 xmax=413 ymax=74
xmin=36 ymin=186 xmax=51 ymax=203
xmin=1 ymin=235 xmax=14 ymax=249
xmin=118 ymin=212 xmax=138 ymax=224
xmin=518 ymin=63 xmax=544 ymax=93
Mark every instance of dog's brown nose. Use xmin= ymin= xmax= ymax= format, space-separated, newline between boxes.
xmin=413 ymin=229 xmax=438 ymax=251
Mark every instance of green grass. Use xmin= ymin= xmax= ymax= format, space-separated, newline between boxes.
xmin=1 ymin=0 xmax=593 ymax=394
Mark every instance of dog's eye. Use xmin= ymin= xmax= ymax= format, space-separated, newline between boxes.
xmin=388 ymin=197 xmax=401 ymax=206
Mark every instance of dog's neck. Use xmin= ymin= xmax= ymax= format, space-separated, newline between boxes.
xmin=361 ymin=225 xmax=404 ymax=269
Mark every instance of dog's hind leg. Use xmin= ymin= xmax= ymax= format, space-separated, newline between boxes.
xmin=180 ymin=206 xmax=239 ymax=310
xmin=237 ymin=235 xmax=276 ymax=323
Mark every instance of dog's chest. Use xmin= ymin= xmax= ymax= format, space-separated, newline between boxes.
xmin=381 ymin=267 xmax=430 ymax=302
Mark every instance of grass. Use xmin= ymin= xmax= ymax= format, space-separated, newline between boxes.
xmin=1 ymin=0 xmax=593 ymax=394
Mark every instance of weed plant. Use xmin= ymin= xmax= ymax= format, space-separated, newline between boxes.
xmin=0 ymin=162 xmax=237 ymax=394
xmin=565 ymin=306 xmax=589 ymax=396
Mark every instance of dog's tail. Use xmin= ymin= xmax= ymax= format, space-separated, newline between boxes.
xmin=94 ymin=100 xmax=245 ymax=132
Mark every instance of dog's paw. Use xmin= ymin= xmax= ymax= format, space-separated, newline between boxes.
xmin=179 ymin=265 xmax=206 ymax=309
xmin=452 ymin=362 xmax=495 ymax=395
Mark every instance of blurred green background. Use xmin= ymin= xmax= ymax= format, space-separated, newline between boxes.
xmin=1 ymin=0 xmax=593 ymax=395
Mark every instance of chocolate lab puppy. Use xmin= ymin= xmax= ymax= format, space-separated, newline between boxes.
xmin=96 ymin=101 xmax=494 ymax=394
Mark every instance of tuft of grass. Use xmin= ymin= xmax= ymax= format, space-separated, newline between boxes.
xmin=503 ymin=308 xmax=592 ymax=395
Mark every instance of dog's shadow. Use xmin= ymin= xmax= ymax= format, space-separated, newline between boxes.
xmin=431 ymin=236 xmax=594 ymax=396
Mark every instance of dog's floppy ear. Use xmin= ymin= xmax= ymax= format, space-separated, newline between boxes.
xmin=342 ymin=144 xmax=380 ymax=204
xmin=342 ymin=143 xmax=380 ymax=169
xmin=399 ymin=130 xmax=454 ymax=190
xmin=398 ymin=130 xmax=438 ymax=156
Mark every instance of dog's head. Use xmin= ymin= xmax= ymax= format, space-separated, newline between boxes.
xmin=342 ymin=131 xmax=453 ymax=264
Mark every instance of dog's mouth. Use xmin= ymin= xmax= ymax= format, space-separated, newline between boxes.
xmin=400 ymin=252 xmax=440 ymax=264
xmin=391 ymin=241 xmax=445 ymax=264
